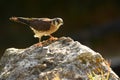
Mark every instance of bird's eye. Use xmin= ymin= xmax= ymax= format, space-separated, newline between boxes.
xmin=56 ymin=19 xmax=60 ymax=24
xmin=52 ymin=18 xmax=63 ymax=26
xmin=52 ymin=19 xmax=58 ymax=26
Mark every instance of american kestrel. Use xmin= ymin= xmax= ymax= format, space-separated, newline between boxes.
xmin=10 ymin=17 xmax=63 ymax=42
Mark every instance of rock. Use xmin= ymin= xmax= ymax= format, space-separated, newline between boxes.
xmin=0 ymin=37 xmax=119 ymax=80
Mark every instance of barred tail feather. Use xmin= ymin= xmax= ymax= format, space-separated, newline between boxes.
xmin=9 ymin=17 xmax=30 ymax=26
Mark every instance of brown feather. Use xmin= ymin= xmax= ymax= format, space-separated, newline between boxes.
xmin=29 ymin=19 xmax=51 ymax=31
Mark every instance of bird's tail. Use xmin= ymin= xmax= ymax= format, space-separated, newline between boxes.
xmin=9 ymin=17 xmax=30 ymax=25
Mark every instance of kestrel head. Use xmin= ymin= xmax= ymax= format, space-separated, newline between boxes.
xmin=51 ymin=18 xmax=63 ymax=28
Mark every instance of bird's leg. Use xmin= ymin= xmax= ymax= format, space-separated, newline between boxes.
xmin=34 ymin=37 xmax=43 ymax=47
xmin=39 ymin=37 xmax=41 ymax=42
xmin=49 ymin=35 xmax=58 ymax=41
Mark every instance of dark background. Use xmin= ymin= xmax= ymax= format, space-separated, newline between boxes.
xmin=0 ymin=0 xmax=120 ymax=76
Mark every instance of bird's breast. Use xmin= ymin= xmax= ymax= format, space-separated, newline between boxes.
xmin=47 ymin=24 xmax=59 ymax=34
xmin=30 ymin=25 xmax=59 ymax=38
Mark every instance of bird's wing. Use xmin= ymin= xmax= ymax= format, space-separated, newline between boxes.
xmin=29 ymin=19 xmax=51 ymax=31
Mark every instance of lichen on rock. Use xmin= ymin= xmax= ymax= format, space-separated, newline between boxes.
xmin=0 ymin=37 xmax=119 ymax=80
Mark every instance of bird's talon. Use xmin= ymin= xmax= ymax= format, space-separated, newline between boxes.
xmin=34 ymin=42 xmax=43 ymax=47
xmin=49 ymin=37 xmax=58 ymax=41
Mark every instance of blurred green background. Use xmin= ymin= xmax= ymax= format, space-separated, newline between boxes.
xmin=0 ymin=0 xmax=120 ymax=75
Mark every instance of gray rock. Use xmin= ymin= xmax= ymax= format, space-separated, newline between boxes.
xmin=0 ymin=37 xmax=119 ymax=80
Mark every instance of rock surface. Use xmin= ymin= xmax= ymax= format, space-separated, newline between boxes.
xmin=0 ymin=37 xmax=119 ymax=80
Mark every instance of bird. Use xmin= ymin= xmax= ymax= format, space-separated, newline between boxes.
xmin=9 ymin=17 xmax=63 ymax=42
